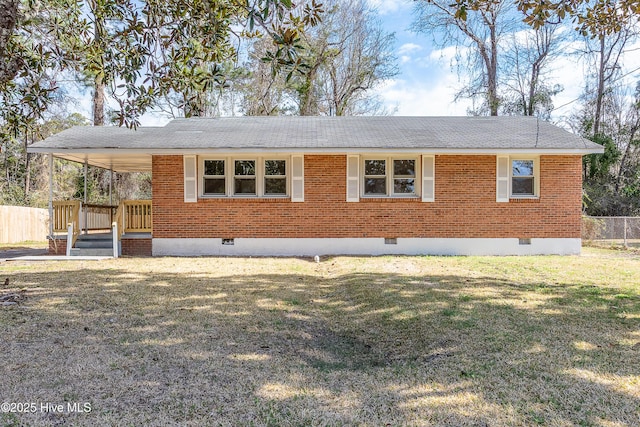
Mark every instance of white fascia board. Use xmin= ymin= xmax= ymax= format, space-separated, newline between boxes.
xmin=32 ymin=147 xmax=601 ymax=155
xmin=29 ymin=147 xmax=604 ymax=155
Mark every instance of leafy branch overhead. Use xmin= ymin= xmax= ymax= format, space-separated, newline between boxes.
xmin=112 ymin=0 xmax=324 ymax=126
xmin=0 ymin=0 xmax=324 ymax=130
xmin=441 ymin=0 xmax=640 ymax=36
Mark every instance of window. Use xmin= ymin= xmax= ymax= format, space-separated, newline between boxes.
xmin=200 ymin=157 xmax=289 ymax=198
xmin=362 ymin=157 xmax=418 ymax=197
xmin=234 ymin=160 xmax=256 ymax=195
xmin=203 ymin=160 xmax=226 ymax=195
xmin=364 ymin=160 xmax=387 ymax=195
xmin=264 ymin=160 xmax=287 ymax=195
xmin=393 ymin=160 xmax=416 ymax=194
xmin=511 ymin=158 xmax=538 ymax=197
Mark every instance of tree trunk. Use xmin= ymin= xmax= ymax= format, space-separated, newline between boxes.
xmin=299 ymin=66 xmax=318 ymax=116
xmin=593 ymin=36 xmax=606 ymax=137
xmin=0 ymin=0 xmax=19 ymax=85
xmin=614 ymin=120 xmax=639 ymax=193
xmin=487 ymin=18 xmax=499 ymax=116
xmin=93 ymin=76 xmax=106 ymax=126
xmin=24 ymin=131 xmax=31 ymax=197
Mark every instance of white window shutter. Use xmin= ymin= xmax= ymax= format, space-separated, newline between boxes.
xmin=422 ymin=155 xmax=435 ymax=202
xmin=346 ymin=155 xmax=360 ymax=202
xmin=291 ymin=155 xmax=304 ymax=202
xmin=496 ymin=155 xmax=509 ymax=203
xmin=183 ymin=155 xmax=197 ymax=203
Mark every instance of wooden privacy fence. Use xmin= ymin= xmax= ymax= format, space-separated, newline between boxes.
xmin=0 ymin=205 xmax=49 ymax=243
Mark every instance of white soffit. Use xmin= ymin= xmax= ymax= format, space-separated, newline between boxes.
xmin=49 ymin=152 xmax=152 ymax=173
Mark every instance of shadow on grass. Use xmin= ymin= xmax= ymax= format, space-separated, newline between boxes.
xmin=1 ymin=265 xmax=639 ymax=426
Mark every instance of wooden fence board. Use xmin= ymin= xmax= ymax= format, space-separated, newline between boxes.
xmin=0 ymin=206 xmax=49 ymax=243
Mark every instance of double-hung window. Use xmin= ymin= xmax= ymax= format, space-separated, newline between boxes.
xmin=511 ymin=158 xmax=538 ymax=198
xmin=364 ymin=159 xmax=387 ymax=195
xmin=393 ymin=160 xmax=416 ymax=194
xmin=203 ymin=160 xmax=226 ymax=195
xmin=234 ymin=160 xmax=257 ymax=195
xmin=201 ymin=157 xmax=289 ymax=197
xmin=511 ymin=160 xmax=534 ymax=196
xmin=264 ymin=160 xmax=287 ymax=195
xmin=363 ymin=157 xmax=418 ymax=197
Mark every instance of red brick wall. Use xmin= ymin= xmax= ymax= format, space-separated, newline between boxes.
xmin=152 ymin=154 xmax=582 ymax=239
xmin=121 ymin=238 xmax=152 ymax=256
xmin=48 ymin=237 xmax=67 ymax=255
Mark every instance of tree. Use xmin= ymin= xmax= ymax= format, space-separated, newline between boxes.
xmin=576 ymin=18 xmax=640 ymax=215
xmin=440 ymin=0 xmax=639 ymax=37
xmin=412 ymin=0 xmax=512 ymax=116
xmin=319 ymin=0 xmax=397 ymax=116
xmin=239 ymin=0 xmax=397 ymax=116
xmin=239 ymin=37 xmax=292 ymax=116
xmin=500 ymin=25 xmax=564 ymax=118
xmin=111 ymin=0 xmax=323 ymax=125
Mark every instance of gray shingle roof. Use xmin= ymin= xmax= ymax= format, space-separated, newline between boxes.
xmin=30 ymin=116 xmax=602 ymax=153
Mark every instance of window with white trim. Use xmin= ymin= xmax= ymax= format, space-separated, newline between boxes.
xmin=203 ymin=159 xmax=226 ymax=195
xmin=200 ymin=157 xmax=289 ymax=197
xmin=362 ymin=157 xmax=418 ymax=197
xmin=264 ymin=160 xmax=287 ymax=195
xmin=234 ymin=160 xmax=256 ymax=195
xmin=510 ymin=157 xmax=539 ymax=198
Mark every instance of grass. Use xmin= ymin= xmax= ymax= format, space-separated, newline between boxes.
xmin=0 ymin=241 xmax=47 ymax=250
xmin=0 ymin=248 xmax=639 ymax=426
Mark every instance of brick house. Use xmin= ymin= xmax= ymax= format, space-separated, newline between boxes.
xmin=29 ymin=116 xmax=603 ymax=256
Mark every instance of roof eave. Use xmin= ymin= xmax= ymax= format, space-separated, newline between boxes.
xmin=28 ymin=147 xmax=605 ymax=155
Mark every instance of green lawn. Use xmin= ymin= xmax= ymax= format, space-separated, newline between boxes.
xmin=1 ymin=248 xmax=639 ymax=426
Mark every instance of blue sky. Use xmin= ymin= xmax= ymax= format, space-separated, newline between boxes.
xmin=367 ymin=0 xmax=476 ymax=116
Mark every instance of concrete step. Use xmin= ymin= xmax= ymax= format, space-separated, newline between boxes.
xmin=74 ymin=233 xmax=113 ymax=249
xmin=70 ymin=248 xmax=114 ymax=257
xmin=76 ymin=233 xmax=112 ymax=242
xmin=75 ymin=240 xmax=113 ymax=249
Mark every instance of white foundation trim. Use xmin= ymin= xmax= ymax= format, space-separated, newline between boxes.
xmin=152 ymin=237 xmax=581 ymax=256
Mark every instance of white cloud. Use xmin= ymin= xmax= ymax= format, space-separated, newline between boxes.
xmin=398 ymin=43 xmax=422 ymax=55
xmin=376 ymin=76 xmax=472 ymax=116
xmin=367 ymin=0 xmax=411 ymax=15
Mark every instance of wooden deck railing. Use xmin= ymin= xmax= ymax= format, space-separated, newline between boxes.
xmin=80 ymin=204 xmax=117 ymax=231
xmin=52 ymin=201 xmax=81 ymax=233
xmin=122 ymin=200 xmax=152 ymax=233
xmin=53 ymin=201 xmax=81 ymax=252
xmin=53 ymin=200 xmax=152 ymax=244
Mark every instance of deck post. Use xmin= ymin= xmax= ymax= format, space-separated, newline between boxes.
xmin=66 ymin=222 xmax=73 ymax=257
xmin=48 ymin=154 xmax=53 ymax=236
xmin=109 ymin=166 xmax=113 ymax=206
xmin=112 ymin=221 xmax=119 ymax=258
xmin=83 ymin=158 xmax=88 ymax=235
